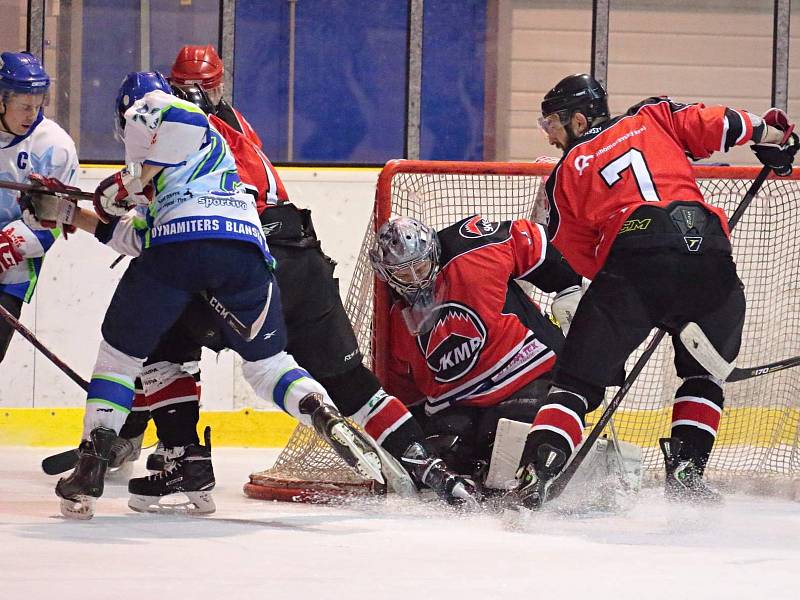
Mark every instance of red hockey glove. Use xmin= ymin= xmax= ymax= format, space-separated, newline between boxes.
xmin=21 ymin=174 xmax=79 ymax=236
xmin=752 ymin=108 xmax=800 ymax=176
xmin=93 ymin=166 xmax=154 ymax=223
xmin=0 ymin=229 xmax=23 ymax=273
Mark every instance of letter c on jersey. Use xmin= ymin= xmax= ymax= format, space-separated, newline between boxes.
xmin=17 ymin=152 xmax=28 ymax=170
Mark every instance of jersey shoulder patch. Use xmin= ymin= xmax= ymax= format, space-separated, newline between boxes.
xmin=438 ymin=215 xmax=511 ymax=263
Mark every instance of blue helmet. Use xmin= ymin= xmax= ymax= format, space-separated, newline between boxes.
xmin=115 ymin=71 xmax=171 ymax=130
xmin=0 ymin=52 xmax=50 ymax=97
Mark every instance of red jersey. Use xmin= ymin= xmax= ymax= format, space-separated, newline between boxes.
xmin=210 ymin=114 xmax=289 ymax=210
xmin=386 ymin=216 xmax=567 ymax=415
xmin=545 ymin=97 xmax=754 ymax=278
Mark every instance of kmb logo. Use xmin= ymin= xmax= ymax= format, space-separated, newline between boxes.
xmin=417 ymin=302 xmax=487 ymax=382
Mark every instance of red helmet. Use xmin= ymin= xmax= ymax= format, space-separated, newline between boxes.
xmin=170 ymin=45 xmax=223 ymax=90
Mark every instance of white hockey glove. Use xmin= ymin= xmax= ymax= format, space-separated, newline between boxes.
xmin=93 ymin=164 xmax=153 ymax=223
xmin=551 ymin=280 xmax=587 ymax=336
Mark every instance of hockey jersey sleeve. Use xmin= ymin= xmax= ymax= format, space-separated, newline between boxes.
xmin=510 ymin=219 xmax=581 ymax=292
xmin=93 ymin=208 xmax=147 ymax=257
xmin=123 ymin=90 xmax=209 ymax=167
xmin=0 ymin=218 xmax=57 ymax=259
xmin=660 ymin=100 xmax=754 ymax=160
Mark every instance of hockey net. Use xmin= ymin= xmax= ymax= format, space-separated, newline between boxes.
xmin=246 ymin=160 xmax=800 ymax=502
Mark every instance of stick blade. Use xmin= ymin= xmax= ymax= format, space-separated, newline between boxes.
xmin=679 ymin=322 xmax=735 ymax=380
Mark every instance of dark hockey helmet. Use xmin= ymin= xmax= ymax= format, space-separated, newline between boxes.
xmin=369 ymin=216 xmax=441 ymax=303
xmin=170 ymin=83 xmax=216 ymax=115
xmin=541 ymin=73 xmax=609 ymax=123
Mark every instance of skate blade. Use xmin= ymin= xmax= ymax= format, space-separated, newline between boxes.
xmin=105 ymin=461 xmax=134 ymax=483
xmin=451 ymin=483 xmax=481 ymax=510
xmin=330 ymin=422 xmax=386 ymax=485
xmin=59 ymin=495 xmax=96 ymax=520
xmin=128 ymin=491 xmax=216 ymax=515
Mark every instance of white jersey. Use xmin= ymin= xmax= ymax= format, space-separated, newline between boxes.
xmin=117 ymin=90 xmax=271 ymax=262
xmin=0 ymin=113 xmax=78 ymax=300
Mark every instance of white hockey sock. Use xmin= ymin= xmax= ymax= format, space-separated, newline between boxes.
xmin=241 ymin=351 xmax=335 ymax=427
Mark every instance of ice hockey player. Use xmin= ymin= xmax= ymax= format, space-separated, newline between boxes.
xmin=106 ymin=82 xmax=478 ymax=508
xmin=0 ymin=51 xmax=78 ymax=362
xmin=34 ymin=71 xmax=385 ymax=519
xmin=514 ymin=73 xmax=799 ymax=508
xmin=169 ymin=44 xmax=259 ymax=145
xmin=369 ymin=214 xmax=584 ymax=487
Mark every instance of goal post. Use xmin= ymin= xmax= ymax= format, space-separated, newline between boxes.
xmin=245 ymin=160 xmax=800 ymax=502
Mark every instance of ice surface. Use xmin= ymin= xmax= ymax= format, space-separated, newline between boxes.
xmin=1 ymin=447 xmax=797 ymax=600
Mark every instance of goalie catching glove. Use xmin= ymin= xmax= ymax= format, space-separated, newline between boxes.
xmin=751 ymin=108 xmax=800 ymax=177
xmin=19 ymin=174 xmax=80 ymax=236
xmin=93 ymin=165 xmax=154 ymax=223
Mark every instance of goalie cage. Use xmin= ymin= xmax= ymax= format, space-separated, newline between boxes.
xmin=245 ymin=160 xmax=800 ymax=503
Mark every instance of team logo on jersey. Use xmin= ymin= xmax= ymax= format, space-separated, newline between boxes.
xmin=574 ymin=154 xmax=594 ymax=175
xmin=261 ymin=221 xmax=282 ymax=236
xmin=459 ymin=216 xmax=499 ymax=238
xmin=417 ymin=302 xmax=487 ymax=382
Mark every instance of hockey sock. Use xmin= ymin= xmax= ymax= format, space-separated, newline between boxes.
xmin=671 ymin=377 xmax=724 ymax=472
xmin=241 ymin=351 xmax=336 ymax=427
xmin=319 ymin=365 xmax=423 ymax=459
xmin=143 ymin=365 xmax=201 ymax=447
xmin=350 ymin=390 xmax=419 ymax=459
xmin=83 ymin=341 xmax=144 ymax=438
xmin=523 ymin=387 xmax=588 ymax=468
xmin=150 ymin=399 xmax=200 ymax=447
xmin=119 ymin=378 xmax=151 ymax=439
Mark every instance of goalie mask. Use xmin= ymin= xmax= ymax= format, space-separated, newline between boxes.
xmin=369 ymin=216 xmax=445 ymax=335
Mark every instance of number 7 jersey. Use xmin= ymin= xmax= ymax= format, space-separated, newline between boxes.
xmin=544 ymin=97 xmax=755 ymax=279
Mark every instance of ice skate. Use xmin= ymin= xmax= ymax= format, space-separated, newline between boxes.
xmin=128 ymin=427 xmax=216 ymax=514
xmin=300 ymin=393 xmax=386 ymax=485
xmin=146 ymin=440 xmax=168 ymax=472
xmin=55 ymin=427 xmax=117 ymax=520
xmin=660 ymin=437 xmax=722 ymax=504
xmin=401 ymin=442 xmax=480 ymax=509
xmin=507 ymin=443 xmax=566 ymax=511
xmin=106 ymin=432 xmax=144 ymax=480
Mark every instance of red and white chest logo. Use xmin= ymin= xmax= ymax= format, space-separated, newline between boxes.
xmin=459 ymin=216 xmax=499 ymax=238
xmin=417 ymin=302 xmax=487 ymax=382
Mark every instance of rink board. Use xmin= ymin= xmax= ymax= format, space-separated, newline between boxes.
xmin=1 ymin=405 xmax=797 ymax=448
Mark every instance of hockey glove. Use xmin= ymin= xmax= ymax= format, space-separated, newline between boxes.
xmin=551 ymin=278 xmax=589 ymax=336
xmin=0 ymin=229 xmax=23 ymax=273
xmin=752 ymin=108 xmax=800 ymax=177
xmin=93 ymin=166 xmax=154 ymax=223
xmin=21 ymin=174 xmax=79 ymax=236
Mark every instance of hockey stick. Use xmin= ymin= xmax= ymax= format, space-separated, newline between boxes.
xmin=0 ymin=179 xmax=94 ymax=201
xmin=546 ymin=164 xmax=773 ymax=501
xmin=0 ymin=303 xmax=89 ymax=391
xmin=201 ymin=279 xmax=273 ymax=342
xmin=0 ymin=303 xmax=91 ymax=476
xmin=679 ymin=321 xmax=800 ymax=382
